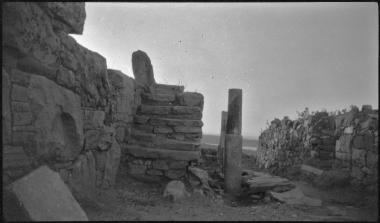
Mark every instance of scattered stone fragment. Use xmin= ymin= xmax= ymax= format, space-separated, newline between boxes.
xmin=163 ymin=180 xmax=189 ymax=202
xmin=4 ymin=166 xmax=88 ymax=221
xmin=269 ymin=187 xmax=322 ymax=207
xmin=245 ymin=175 xmax=295 ymax=193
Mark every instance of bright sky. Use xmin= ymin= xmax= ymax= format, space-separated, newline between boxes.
xmin=71 ymin=2 xmax=378 ymax=139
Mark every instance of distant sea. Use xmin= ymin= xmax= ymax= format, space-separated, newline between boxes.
xmin=201 ymin=134 xmax=258 ymax=151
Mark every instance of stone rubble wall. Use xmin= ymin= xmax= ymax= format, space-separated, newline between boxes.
xmin=124 ymin=83 xmax=204 ymax=181
xmin=334 ymin=105 xmax=378 ymax=191
xmin=2 ymin=3 xmax=205 ymax=196
xmin=257 ymin=106 xmax=378 ymax=191
xmin=2 ymin=2 xmax=137 ymax=198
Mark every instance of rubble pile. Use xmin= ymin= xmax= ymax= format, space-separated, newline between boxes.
xmin=256 ymin=116 xmax=309 ymax=174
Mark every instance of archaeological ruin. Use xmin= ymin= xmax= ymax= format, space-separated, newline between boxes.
xmin=2 ymin=2 xmax=378 ymax=221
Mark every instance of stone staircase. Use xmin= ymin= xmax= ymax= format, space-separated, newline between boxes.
xmin=125 ymin=83 xmax=204 ymax=180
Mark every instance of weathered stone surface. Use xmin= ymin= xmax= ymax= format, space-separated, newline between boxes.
xmin=108 ymin=69 xmax=136 ymax=121
xmin=70 ymin=152 xmax=96 ymax=198
xmin=128 ymin=163 xmax=147 ymax=175
xmin=168 ymin=160 xmax=188 ymax=169
xmin=269 ymin=187 xmax=322 ymax=207
xmin=3 ymin=68 xmax=12 ymax=144
xmin=5 ymin=165 xmax=88 ymax=221
xmin=174 ymin=126 xmax=202 ymax=133
xmin=246 ymin=175 xmax=295 ymax=193
xmin=163 ymin=180 xmax=189 ymax=202
xmin=146 ymin=169 xmax=164 ymax=176
xmin=166 ymin=169 xmax=186 ymax=180
xmin=13 ymin=112 xmax=34 ymax=126
xmin=314 ymin=169 xmax=351 ymax=188
xmin=125 ymin=145 xmax=201 ymax=161
xmin=153 ymin=126 xmax=173 ymax=134
xmin=134 ymin=115 xmax=150 ymax=124
xmin=11 ymin=85 xmax=29 ymax=102
xmin=3 ymin=146 xmax=31 ymax=169
xmin=152 ymin=160 xmax=169 ymax=170
xmin=28 ymin=74 xmax=83 ymax=161
xmin=176 ymin=92 xmax=204 ymax=110
xmin=134 ymin=124 xmax=154 ymax=132
xmin=149 ymin=117 xmax=203 ymax=127
xmin=10 ymin=69 xmax=31 ymax=87
xmin=83 ymin=109 xmax=105 ymax=130
xmin=300 ymin=164 xmax=324 ymax=176
xmin=132 ymin=50 xmax=155 ymax=89
xmin=141 ymin=93 xmax=176 ymax=105
xmin=39 ymin=2 xmax=86 ymax=34
xmin=92 ymin=127 xmax=121 ymax=188
xmin=139 ymin=105 xmax=171 ymax=115
xmin=11 ymin=101 xmax=31 ymax=112
xmin=150 ymin=84 xmax=184 ymax=95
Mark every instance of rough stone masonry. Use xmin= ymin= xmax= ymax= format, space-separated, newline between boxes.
xmin=2 ymin=2 xmax=204 ymax=200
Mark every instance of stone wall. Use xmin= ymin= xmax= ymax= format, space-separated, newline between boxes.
xmin=2 ymin=2 xmax=137 ymax=197
xmin=123 ymin=51 xmax=204 ymax=182
xmin=334 ymin=105 xmax=378 ymax=191
xmin=2 ymin=3 xmax=204 ymax=196
xmin=257 ymin=106 xmax=378 ymax=191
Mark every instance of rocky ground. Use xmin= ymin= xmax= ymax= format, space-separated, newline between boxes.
xmin=78 ymin=149 xmax=378 ymax=221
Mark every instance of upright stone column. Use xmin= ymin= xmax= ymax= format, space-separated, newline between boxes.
xmin=131 ymin=50 xmax=156 ymax=91
xmin=224 ymin=89 xmax=242 ymax=196
xmin=217 ymin=111 xmax=228 ymax=174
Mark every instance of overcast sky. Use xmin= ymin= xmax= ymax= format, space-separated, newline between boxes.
xmin=72 ymin=2 xmax=378 ymax=139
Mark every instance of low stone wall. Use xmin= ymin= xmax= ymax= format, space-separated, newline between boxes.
xmin=257 ymin=106 xmax=378 ymax=191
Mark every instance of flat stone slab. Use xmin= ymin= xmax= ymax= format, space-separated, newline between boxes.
xmin=125 ymin=144 xmax=201 ymax=161
xmin=301 ymin=164 xmax=324 ymax=176
xmin=245 ymin=175 xmax=295 ymax=193
xmin=4 ymin=165 xmax=88 ymax=221
xmin=269 ymin=187 xmax=322 ymax=207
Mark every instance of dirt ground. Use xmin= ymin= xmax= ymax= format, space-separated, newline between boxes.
xmin=78 ymin=151 xmax=379 ymax=221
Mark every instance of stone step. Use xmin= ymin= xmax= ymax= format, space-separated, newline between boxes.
xmin=137 ymin=105 xmax=202 ymax=120
xmin=141 ymin=92 xmax=176 ymax=106
xmin=133 ymin=123 xmax=202 ymax=134
xmin=149 ymin=84 xmax=184 ymax=95
xmin=141 ymin=92 xmax=204 ymax=109
xmin=130 ymin=130 xmax=201 ymax=151
xmin=131 ymin=125 xmax=201 ymax=143
xmin=134 ymin=115 xmax=203 ymax=127
xmin=124 ymin=144 xmax=201 ymax=161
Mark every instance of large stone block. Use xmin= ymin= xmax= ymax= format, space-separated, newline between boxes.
xmin=166 ymin=169 xmax=186 ymax=180
xmin=11 ymin=85 xmax=28 ymax=102
xmin=176 ymin=92 xmax=204 ymax=110
xmin=125 ymin=145 xmax=201 ymax=161
xmin=3 ymin=145 xmax=31 ymax=169
xmin=27 ymin=74 xmax=83 ymax=161
xmin=139 ymin=105 xmax=171 ymax=115
xmin=2 ymin=68 xmax=12 ymax=144
xmin=70 ymin=152 xmax=96 ymax=198
xmin=13 ymin=112 xmax=34 ymax=126
xmin=4 ymin=165 xmax=88 ymax=221
xmin=132 ymin=50 xmax=156 ymax=89
xmin=173 ymin=126 xmax=202 ymax=133
xmin=10 ymin=69 xmax=31 ymax=87
xmin=108 ymin=69 xmax=136 ymax=121
xmin=38 ymin=2 xmax=86 ymax=34
xmin=149 ymin=84 xmax=184 ymax=95
xmin=141 ymin=92 xmax=176 ymax=105
xmin=152 ymin=160 xmax=169 ymax=170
